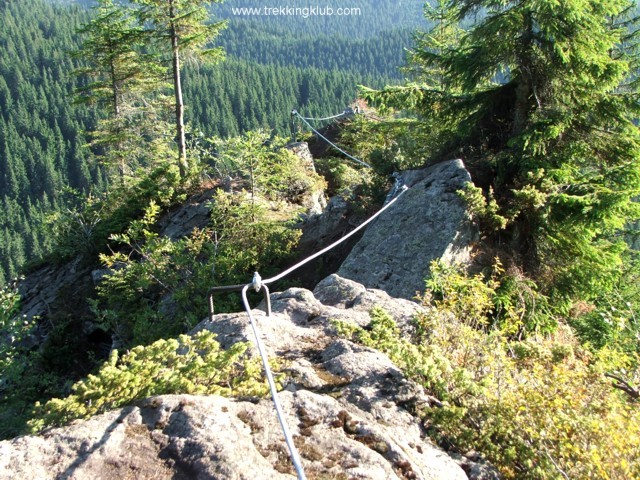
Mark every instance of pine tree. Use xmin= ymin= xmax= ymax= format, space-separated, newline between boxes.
xmin=133 ymin=0 xmax=225 ymax=177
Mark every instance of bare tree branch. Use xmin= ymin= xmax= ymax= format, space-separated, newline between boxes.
xmin=605 ymin=373 xmax=640 ymax=400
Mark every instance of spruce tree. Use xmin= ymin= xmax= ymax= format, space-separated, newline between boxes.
xmin=133 ymin=0 xmax=225 ymax=177
xmin=366 ymin=0 xmax=640 ymax=305
xmin=74 ymin=0 xmax=165 ymax=180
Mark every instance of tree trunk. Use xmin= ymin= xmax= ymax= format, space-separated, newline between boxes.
xmin=511 ymin=13 xmax=534 ymax=137
xmin=512 ymin=79 xmax=531 ymax=137
xmin=169 ymin=0 xmax=188 ymax=177
xmin=109 ymin=54 xmax=125 ymax=183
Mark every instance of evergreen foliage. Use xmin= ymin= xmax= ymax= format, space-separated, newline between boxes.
xmin=217 ymin=22 xmax=414 ymax=80
xmin=92 ymin=131 xmax=317 ymax=346
xmin=74 ymin=0 xmax=168 ymax=179
xmin=0 ymin=281 xmax=56 ymax=439
xmin=0 ymin=127 xmax=313 ymax=437
xmin=334 ymin=265 xmax=640 ymax=479
xmin=28 ymin=331 xmax=269 ymax=432
xmin=47 ymin=159 xmax=185 ymax=264
xmin=0 ymin=0 xmax=402 ymax=283
xmin=209 ymin=130 xmax=326 ymax=202
xmin=184 ymin=58 xmax=385 ymax=138
xmin=363 ymin=0 xmax=640 ymax=308
xmin=0 ymin=0 xmax=104 ymax=281
xmin=328 ymin=5 xmax=640 ymax=470
xmin=4 ymin=3 xmax=638 ymax=474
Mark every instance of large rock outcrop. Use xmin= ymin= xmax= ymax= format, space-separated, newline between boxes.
xmin=0 ymin=275 xmax=492 ymax=480
xmin=158 ymin=187 xmax=217 ymax=240
xmin=338 ymin=159 xmax=477 ymax=300
xmin=286 ymin=141 xmax=327 ymax=216
xmin=16 ymin=257 xmax=94 ymax=322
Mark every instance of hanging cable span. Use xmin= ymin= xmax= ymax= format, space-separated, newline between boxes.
xmin=206 ymin=185 xmax=410 ymax=480
xmin=291 ymin=110 xmax=372 ymax=169
xmin=298 ymin=109 xmax=351 ymax=122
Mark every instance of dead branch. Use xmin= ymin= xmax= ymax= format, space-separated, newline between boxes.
xmin=605 ymin=373 xmax=640 ymax=400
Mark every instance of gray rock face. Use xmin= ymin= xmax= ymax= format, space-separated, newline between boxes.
xmin=294 ymin=194 xmax=359 ymax=288
xmin=158 ymin=188 xmax=216 ymax=240
xmin=18 ymin=257 xmax=93 ymax=321
xmin=298 ymin=195 xmax=352 ymax=252
xmin=286 ymin=141 xmax=327 ymax=216
xmin=338 ymin=159 xmax=477 ymax=300
xmin=2 ymin=275 xmax=476 ymax=480
xmin=286 ymin=141 xmax=315 ymax=172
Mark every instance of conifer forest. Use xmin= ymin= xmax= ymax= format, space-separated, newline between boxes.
xmin=1 ymin=1 xmax=639 ymax=478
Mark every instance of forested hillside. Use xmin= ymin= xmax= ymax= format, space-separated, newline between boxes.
xmin=215 ymin=0 xmax=425 ymax=36
xmin=217 ymin=23 xmax=414 ymax=80
xmin=1 ymin=2 xmax=639 ymax=477
xmin=214 ymin=0 xmax=425 ymax=79
xmin=0 ymin=0 xmax=419 ymax=283
xmin=0 ymin=1 xmax=103 ymax=283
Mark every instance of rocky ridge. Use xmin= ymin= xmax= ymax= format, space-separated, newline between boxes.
xmin=0 ymin=275 xmax=499 ymax=480
xmin=3 ymin=157 xmax=486 ymax=479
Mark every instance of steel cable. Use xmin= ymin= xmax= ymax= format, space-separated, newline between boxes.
xmin=241 ymin=283 xmax=307 ymax=480
xmin=298 ymin=110 xmax=350 ymax=122
xmin=292 ymin=111 xmax=372 ymax=168
xmin=208 ymin=181 xmax=411 ymax=479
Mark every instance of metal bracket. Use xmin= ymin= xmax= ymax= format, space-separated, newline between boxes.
xmin=208 ymin=282 xmax=271 ymax=322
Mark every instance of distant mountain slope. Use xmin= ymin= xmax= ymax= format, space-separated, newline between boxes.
xmin=0 ymin=0 xmax=417 ymax=282
xmin=61 ymin=0 xmax=427 ymax=38
xmin=217 ymin=22 xmax=414 ymax=79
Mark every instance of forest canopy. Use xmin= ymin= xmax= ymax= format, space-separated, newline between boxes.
xmin=0 ymin=0 xmax=413 ymax=283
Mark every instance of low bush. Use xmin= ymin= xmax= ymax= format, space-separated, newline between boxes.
xmin=0 ymin=282 xmax=60 ymax=439
xmin=28 ymin=331 xmax=267 ymax=432
xmin=334 ymin=263 xmax=640 ymax=479
xmin=95 ymin=193 xmax=301 ymax=346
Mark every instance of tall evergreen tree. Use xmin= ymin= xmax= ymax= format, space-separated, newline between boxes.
xmin=365 ymin=0 xmax=640 ymax=304
xmin=74 ymin=0 xmax=165 ymax=180
xmin=134 ymin=0 xmax=225 ymax=177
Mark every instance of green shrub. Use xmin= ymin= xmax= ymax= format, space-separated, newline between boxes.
xmin=209 ymin=130 xmax=325 ymax=204
xmin=47 ymin=161 xmax=185 ymax=265
xmin=458 ymin=183 xmax=508 ymax=233
xmin=338 ymin=114 xmax=436 ymax=172
xmin=569 ymin=254 xmax=640 ymax=356
xmin=0 ymin=283 xmax=60 ymax=439
xmin=334 ymin=264 xmax=640 ymax=479
xmin=95 ymin=189 xmax=302 ymax=346
xmin=315 ymin=156 xmax=369 ymax=200
xmin=0 ymin=281 xmax=20 ymax=330
xmin=28 ymin=331 xmax=267 ymax=432
xmin=425 ymin=259 xmax=554 ymax=336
